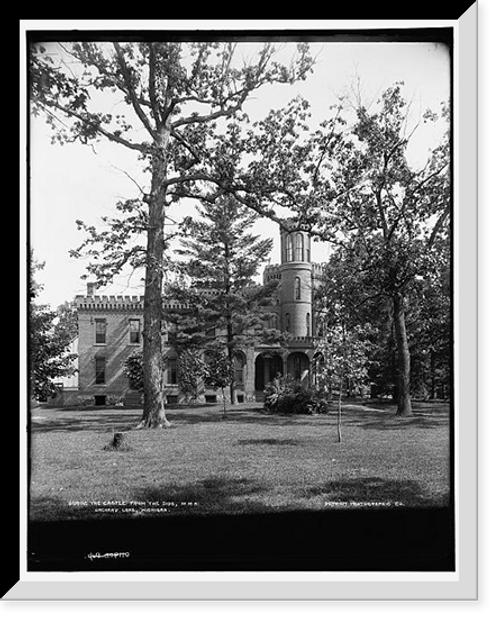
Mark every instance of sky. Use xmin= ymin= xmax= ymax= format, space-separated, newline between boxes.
xmin=26 ymin=36 xmax=451 ymax=309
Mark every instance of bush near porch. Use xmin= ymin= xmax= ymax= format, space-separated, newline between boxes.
xmin=263 ymin=377 xmax=328 ymax=415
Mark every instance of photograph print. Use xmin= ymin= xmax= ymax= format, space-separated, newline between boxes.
xmin=26 ymin=26 xmax=456 ymax=574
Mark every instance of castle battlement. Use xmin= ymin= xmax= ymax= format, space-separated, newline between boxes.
xmin=312 ymin=263 xmax=326 ymax=280
xmin=263 ymin=264 xmax=281 ymax=283
xmin=287 ymin=335 xmax=315 ymax=344
xmin=75 ymin=295 xmax=190 ymax=311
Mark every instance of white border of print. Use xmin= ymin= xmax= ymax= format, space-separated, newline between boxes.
xmin=12 ymin=9 xmax=477 ymax=601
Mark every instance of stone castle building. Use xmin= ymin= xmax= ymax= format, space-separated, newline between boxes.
xmin=67 ymin=221 xmax=326 ymax=407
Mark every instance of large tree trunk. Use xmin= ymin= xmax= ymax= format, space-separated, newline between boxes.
xmin=139 ymin=136 xmax=171 ymax=429
xmin=392 ymin=293 xmax=413 ymax=417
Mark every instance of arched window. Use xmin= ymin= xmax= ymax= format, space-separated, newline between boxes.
xmin=306 ymin=313 xmax=311 ymax=337
xmin=294 ymin=277 xmax=301 ymax=300
xmin=295 ymin=233 xmax=304 ymax=261
xmin=286 ymin=234 xmax=293 ymax=262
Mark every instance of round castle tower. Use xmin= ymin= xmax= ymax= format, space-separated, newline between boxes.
xmin=279 ymin=220 xmax=313 ymax=338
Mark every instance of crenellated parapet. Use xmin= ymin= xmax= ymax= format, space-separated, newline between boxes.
xmin=75 ymin=295 xmax=190 ymax=311
xmin=263 ymin=264 xmax=282 ymax=282
xmin=288 ymin=335 xmax=315 ymax=342
xmin=312 ymin=262 xmax=327 ymax=281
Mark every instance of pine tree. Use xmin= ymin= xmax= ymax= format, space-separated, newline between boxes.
xmin=167 ymin=195 xmax=282 ymax=404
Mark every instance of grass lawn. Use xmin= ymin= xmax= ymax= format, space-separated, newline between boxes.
xmin=29 ymin=400 xmax=451 ymax=522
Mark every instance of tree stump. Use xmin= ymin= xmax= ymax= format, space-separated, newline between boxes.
xmin=104 ymin=432 xmax=130 ymax=451
xmin=111 ymin=432 xmax=125 ymax=448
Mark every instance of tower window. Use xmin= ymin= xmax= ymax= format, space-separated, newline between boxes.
xmin=294 ymin=277 xmax=301 ymax=300
xmin=285 ymin=313 xmax=290 ymax=332
xmin=295 ymin=233 xmax=304 ymax=261
xmin=306 ymin=313 xmax=311 ymax=337
xmin=286 ymin=234 xmax=293 ymax=262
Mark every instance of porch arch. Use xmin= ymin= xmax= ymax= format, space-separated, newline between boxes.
xmin=254 ymin=352 xmax=283 ymax=391
xmin=287 ymin=351 xmax=310 ymax=384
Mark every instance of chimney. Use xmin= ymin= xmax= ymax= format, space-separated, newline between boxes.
xmin=87 ymin=282 xmax=96 ymax=297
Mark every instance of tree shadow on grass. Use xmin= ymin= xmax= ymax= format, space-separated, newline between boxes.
xmin=30 ymin=476 xmax=274 ymax=522
xmin=30 ymin=404 xmax=316 ymax=433
xmin=30 ymin=409 xmax=142 ymax=434
xmin=30 ymin=401 xmax=449 ymax=434
xmin=169 ymin=409 xmax=331 ymax=427
xmin=237 ymin=438 xmax=304 ymax=447
xmin=348 ymin=415 xmax=448 ymax=432
xmin=133 ymin=476 xmax=273 ymax=516
xmin=338 ymin=400 xmax=450 ymax=431
xmin=303 ymin=476 xmax=448 ymax=507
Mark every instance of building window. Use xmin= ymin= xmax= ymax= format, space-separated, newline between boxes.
xmin=285 ymin=313 xmax=290 ymax=332
xmin=294 ymin=277 xmax=301 ymax=300
xmin=234 ymin=352 xmax=245 ymax=386
xmin=286 ymin=234 xmax=293 ymax=262
xmin=166 ymin=356 xmax=178 ymax=385
xmin=306 ymin=313 xmax=311 ymax=337
xmin=95 ymin=357 xmax=106 ymax=385
xmin=129 ymin=319 xmax=141 ymax=344
xmin=295 ymin=233 xmax=304 ymax=261
xmin=95 ymin=319 xmax=106 ymax=344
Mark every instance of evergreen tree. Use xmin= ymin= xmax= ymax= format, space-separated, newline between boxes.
xmin=167 ymin=195 xmax=282 ymax=403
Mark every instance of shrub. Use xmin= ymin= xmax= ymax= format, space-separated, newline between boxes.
xmin=123 ymin=350 xmax=144 ymax=393
xmin=264 ymin=376 xmax=328 ymax=415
